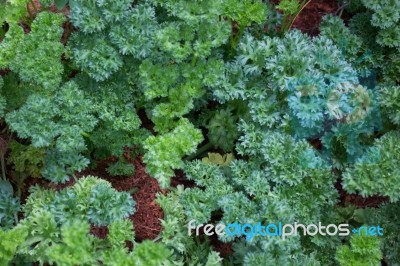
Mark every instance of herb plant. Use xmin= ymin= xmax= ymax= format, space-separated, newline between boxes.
xmin=0 ymin=0 xmax=399 ymax=265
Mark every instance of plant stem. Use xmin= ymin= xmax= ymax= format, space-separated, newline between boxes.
xmin=184 ymin=142 xmax=213 ymax=161
xmin=288 ymin=0 xmax=311 ymax=31
xmin=0 ymin=153 xmax=6 ymax=181
xmin=14 ymin=212 xmax=18 ymax=225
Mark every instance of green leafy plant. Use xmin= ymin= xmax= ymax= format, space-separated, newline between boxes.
xmin=360 ymin=0 xmax=400 ymax=49
xmin=1 ymin=12 xmax=65 ymax=88
xmin=343 ymin=131 xmax=400 ymax=202
xmin=1 ymin=0 xmax=399 ymax=265
xmin=143 ymin=118 xmax=203 ymax=188
xmin=24 ymin=176 xmax=136 ymax=226
xmin=106 ymin=159 xmax=135 ymax=177
xmin=156 ymin=186 xmax=224 ymax=265
xmin=353 ymin=203 xmax=400 ymax=265
xmin=202 ymin=106 xmax=243 ymax=152
xmin=0 ymin=192 xmax=20 ymax=229
xmin=214 ymin=29 xmax=378 ymax=165
xmin=0 ymin=225 xmax=28 ymax=265
xmin=6 ymin=81 xmax=98 ymax=183
xmin=336 ymin=230 xmax=382 ymax=266
xmin=378 ymin=85 xmax=400 ymax=125
xmin=175 ymin=126 xmax=338 ymax=264
xmin=7 ymin=141 xmax=45 ymax=180
xmin=0 ymin=0 xmax=33 ymax=26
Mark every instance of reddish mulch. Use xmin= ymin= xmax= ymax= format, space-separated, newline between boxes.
xmin=171 ymin=170 xmax=196 ymax=188
xmin=53 ymin=177 xmax=76 ymax=190
xmin=0 ymin=69 xmax=10 ymax=77
xmin=335 ymin=180 xmax=389 ymax=208
xmin=128 ymin=156 xmax=163 ymax=241
xmin=210 ymin=235 xmax=233 ymax=258
xmin=90 ymin=225 xmax=109 ymax=239
xmin=290 ymin=0 xmax=339 ymax=36
xmin=19 ymin=177 xmax=49 ymax=204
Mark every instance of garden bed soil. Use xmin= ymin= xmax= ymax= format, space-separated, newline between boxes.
xmin=291 ymin=0 xmax=339 ymax=35
xmin=335 ymin=180 xmax=389 ymax=208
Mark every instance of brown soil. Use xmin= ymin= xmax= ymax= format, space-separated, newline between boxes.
xmin=128 ymin=156 xmax=163 ymax=241
xmin=210 ymin=235 xmax=233 ymax=258
xmin=0 ymin=69 xmax=10 ymax=77
xmin=90 ymin=224 xmax=109 ymax=239
xmin=336 ymin=180 xmax=389 ymax=208
xmin=290 ymin=0 xmax=339 ymax=35
xmin=171 ymin=170 xmax=196 ymax=188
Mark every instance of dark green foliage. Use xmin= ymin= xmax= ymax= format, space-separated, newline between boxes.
xmin=320 ymin=11 xmax=399 ymax=84
xmin=7 ymin=141 xmax=45 ymax=179
xmin=0 ymin=76 xmax=6 ymax=117
xmin=106 ymin=160 xmax=135 ymax=177
xmin=354 ymin=203 xmax=400 ymax=265
xmin=361 ymin=0 xmax=400 ymax=49
xmin=0 ymin=192 xmax=20 ymax=229
xmin=0 ymin=73 xmax=35 ymax=112
xmin=108 ymin=4 xmax=159 ymax=58
xmin=378 ymin=85 xmax=400 ymax=125
xmin=85 ymin=182 xmax=135 ymax=225
xmin=0 ymin=180 xmax=20 ymax=230
xmin=68 ymin=0 xmax=132 ymax=34
xmin=1 ymin=0 xmax=399 ymax=265
xmin=349 ymin=12 xmax=380 ymax=49
xmin=319 ymin=15 xmax=378 ymax=77
xmin=173 ymin=126 xmax=338 ymax=264
xmin=70 ymin=32 xmax=123 ymax=82
xmin=24 ymin=176 xmax=135 ymax=226
xmin=340 ymin=0 xmax=365 ymax=14
xmin=1 ymin=12 xmax=65 ymax=89
xmin=204 ymin=107 xmax=241 ymax=152
xmin=6 ymin=81 xmax=98 ymax=183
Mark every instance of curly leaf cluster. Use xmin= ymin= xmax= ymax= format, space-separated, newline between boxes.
xmin=144 ymin=119 xmax=203 ymax=188
xmin=343 ymin=131 xmax=400 ymax=202
xmin=1 ymin=12 xmax=65 ymax=89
